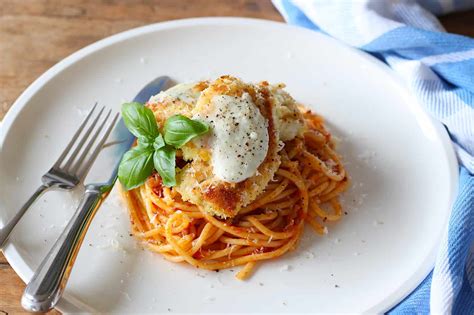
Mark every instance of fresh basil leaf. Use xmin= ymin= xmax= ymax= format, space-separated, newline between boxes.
xmin=118 ymin=145 xmax=154 ymax=190
xmin=153 ymin=134 xmax=165 ymax=151
xmin=121 ymin=102 xmax=159 ymax=141
xmin=137 ymin=137 xmax=153 ymax=148
xmin=164 ymin=114 xmax=209 ymax=148
xmin=153 ymin=146 xmax=176 ymax=187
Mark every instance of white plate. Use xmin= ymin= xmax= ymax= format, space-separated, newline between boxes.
xmin=0 ymin=18 xmax=458 ymax=313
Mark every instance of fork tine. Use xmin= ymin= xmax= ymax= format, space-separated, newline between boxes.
xmin=53 ymin=103 xmax=97 ymax=168
xmin=61 ymin=106 xmax=105 ymax=171
xmin=76 ymin=112 xmax=120 ymax=180
xmin=69 ymin=109 xmax=112 ymax=176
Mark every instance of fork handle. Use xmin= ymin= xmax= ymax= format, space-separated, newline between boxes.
xmin=0 ymin=184 xmax=50 ymax=248
xmin=21 ymin=186 xmax=104 ymax=313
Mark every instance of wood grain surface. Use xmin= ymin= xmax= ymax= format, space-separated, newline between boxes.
xmin=1 ymin=1 xmax=473 ymax=314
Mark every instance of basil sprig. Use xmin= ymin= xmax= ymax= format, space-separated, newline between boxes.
xmin=118 ymin=102 xmax=209 ymax=190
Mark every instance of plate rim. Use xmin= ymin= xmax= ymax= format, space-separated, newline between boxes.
xmin=0 ymin=17 xmax=459 ymax=313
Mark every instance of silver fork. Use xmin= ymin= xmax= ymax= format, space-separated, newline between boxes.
xmin=0 ymin=104 xmax=118 ymax=248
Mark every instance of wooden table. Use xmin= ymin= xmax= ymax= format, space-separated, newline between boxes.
xmin=1 ymin=1 xmax=473 ymax=313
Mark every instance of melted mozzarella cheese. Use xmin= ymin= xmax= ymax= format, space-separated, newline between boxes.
xmin=195 ymin=93 xmax=269 ymax=182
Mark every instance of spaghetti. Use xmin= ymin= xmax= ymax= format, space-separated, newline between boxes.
xmin=120 ymin=108 xmax=349 ymax=280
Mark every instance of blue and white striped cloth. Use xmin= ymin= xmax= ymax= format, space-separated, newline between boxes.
xmin=272 ymin=0 xmax=474 ymax=313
